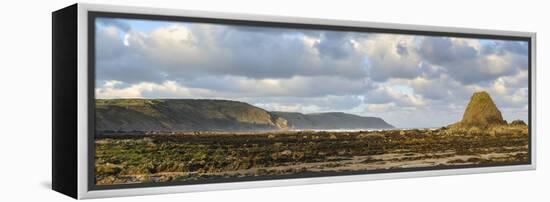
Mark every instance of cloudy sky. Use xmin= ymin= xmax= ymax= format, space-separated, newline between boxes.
xmin=95 ymin=17 xmax=529 ymax=128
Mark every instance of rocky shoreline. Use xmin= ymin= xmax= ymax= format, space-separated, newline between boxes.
xmin=95 ymin=124 xmax=528 ymax=185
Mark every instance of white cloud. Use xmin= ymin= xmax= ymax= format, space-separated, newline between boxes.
xmin=110 ymin=23 xmax=368 ymax=81
xmin=356 ymin=34 xmax=422 ymax=81
xmin=95 ymin=80 xmax=214 ymax=99
xmin=366 ymin=103 xmax=396 ymax=112
xmin=364 ymin=84 xmax=427 ymax=108
xmin=418 ymin=37 xmax=527 ymax=84
xmin=491 ymin=78 xmax=508 ymax=95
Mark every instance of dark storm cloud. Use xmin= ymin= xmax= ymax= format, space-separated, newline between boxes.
xmin=418 ymin=37 xmax=527 ymax=84
xmin=95 ymin=25 xmax=166 ymax=84
xmin=418 ymin=37 xmax=477 ymax=65
xmin=410 ymin=76 xmax=458 ymax=101
xmin=418 ymin=62 xmax=444 ymax=79
xmin=218 ymin=28 xmax=366 ymax=79
xmin=95 ymin=56 xmax=167 ymax=84
xmin=367 ymin=55 xmax=420 ymax=82
xmin=218 ymin=27 xmax=319 ymax=78
xmin=396 ymin=43 xmax=409 ymax=57
xmin=314 ymin=32 xmax=354 ymax=59
xmin=95 ymin=26 xmax=124 ymax=60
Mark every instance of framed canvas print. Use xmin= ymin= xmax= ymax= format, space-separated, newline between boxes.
xmin=52 ymin=3 xmax=536 ymax=199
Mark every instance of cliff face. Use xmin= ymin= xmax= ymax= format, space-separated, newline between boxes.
xmin=95 ymin=99 xmax=288 ymax=132
xmin=271 ymin=111 xmax=394 ymax=129
xmin=451 ymin=91 xmax=507 ymax=128
xmin=95 ymin=99 xmax=393 ymax=132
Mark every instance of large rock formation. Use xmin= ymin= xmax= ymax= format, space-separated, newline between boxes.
xmin=451 ymin=91 xmax=507 ymax=128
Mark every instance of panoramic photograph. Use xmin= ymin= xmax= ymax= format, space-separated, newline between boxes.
xmin=93 ymin=17 xmax=530 ymax=186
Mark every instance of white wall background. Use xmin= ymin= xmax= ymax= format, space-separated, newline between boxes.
xmin=0 ymin=0 xmax=546 ymax=201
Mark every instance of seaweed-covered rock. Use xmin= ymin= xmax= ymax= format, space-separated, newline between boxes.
xmin=510 ymin=120 xmax=527 ymax=126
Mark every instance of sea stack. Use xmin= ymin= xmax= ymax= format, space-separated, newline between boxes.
xmin=452 ymin=91 xmax=507 ymax=128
